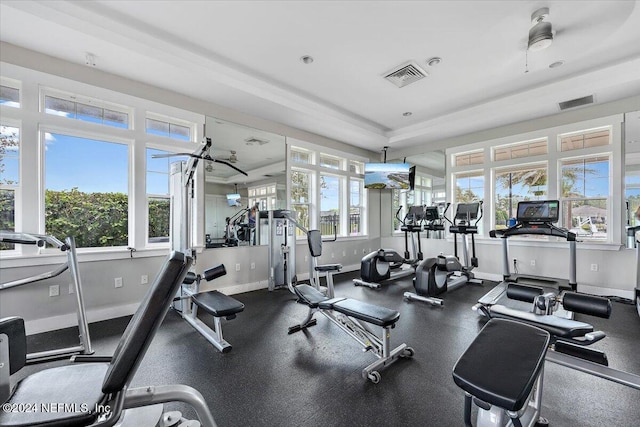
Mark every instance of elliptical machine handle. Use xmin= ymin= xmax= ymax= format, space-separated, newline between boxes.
xmin=474 ymin=200 xmax=484 ymax=226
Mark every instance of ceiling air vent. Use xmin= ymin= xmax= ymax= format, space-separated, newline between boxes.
xmin=383 ymin=61 xmax=428 ymax=88
xmin=559 ymin=95 xmax=594 ymax=111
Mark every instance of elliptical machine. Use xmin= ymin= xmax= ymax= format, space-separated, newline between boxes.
xmin=353 ymin=205 xmax=425 ymax=289
xmin=404 ymin=201 xmax=483 ymax=305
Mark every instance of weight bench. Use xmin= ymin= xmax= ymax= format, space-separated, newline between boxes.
xmin=453 ymin=318 xmax=551 ymax=427
xmin=483 ymin=285 xmax=640 ymax=392
xmin=176 ymin=266 xmax=245 ymax=353
xmin=0 ymin=251 xmax=217 ymax=427
xmin=288 ymin=284 xmax=414 ymax=383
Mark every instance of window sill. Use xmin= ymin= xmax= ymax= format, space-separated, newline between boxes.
xmin=457 ymin=236 xmax=623 ymax=251
xmin=0 ymin=246 xmax=169 ymax=269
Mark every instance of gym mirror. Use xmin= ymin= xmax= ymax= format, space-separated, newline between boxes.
xmin=203 ymin=117 xmax=286 ymax=248
xmin=625 ymin=110 xmax=640 ymax=248
xmin=388 ymin=150 xmax=446 ymax=234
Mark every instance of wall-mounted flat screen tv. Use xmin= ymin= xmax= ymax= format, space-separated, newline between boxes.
xmin=226 ymin=193 xmax=242 ymax=207
xmin=364 ymin=163 xmax=411 ymax=189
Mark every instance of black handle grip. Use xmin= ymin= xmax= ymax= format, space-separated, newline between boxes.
xmin=562 ymin=292 xmax=611 ymax=319
xmin=203 ymin=264 xmax=227 ymax=282
xmin=506 ymin=283 xmax=544 ymax=303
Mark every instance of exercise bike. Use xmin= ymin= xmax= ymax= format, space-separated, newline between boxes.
xmin=404 ymin=201 xmax=482 ymax=305
xmin=354 ymin=206 xmax=425 ymax=289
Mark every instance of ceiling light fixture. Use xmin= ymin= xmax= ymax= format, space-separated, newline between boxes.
xmin=549 ymin=60 xmax=565 ymax=68
xmin=528 ymin=7 xmax=553 ymax=52
xmin=426 ymin=57 xmax=442 ymax=67
xmin=300 ymin=55 xmax=314 ymax=64
xmin=403 ymin=112 xmax=412 ymax=117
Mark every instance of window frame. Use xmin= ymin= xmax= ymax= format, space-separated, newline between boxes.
xmin=288 ymin=141 xmax=367 ymax=239
xmin=446 ymin=117 xmax=622 ymax=245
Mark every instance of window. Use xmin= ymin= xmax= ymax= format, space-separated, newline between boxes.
xmin=44 ymin=132 xmax=129 ymax=248
xmin=44 ymin=94 xmax=129 ymax=128
xmin=494 ymin=139 xmax=547 ymax=161
xmin=494 ymin=164 xmax=547 ymax=229
xmin=454 ymin=171 xmax=484 ymax=233
xmin=291 ymin=147 xmax=312 ymax=165
xmin=560 ymin=128 xmax=610 ymax=151
xmin=320 ymin=153 xmax=342 ymax=170
xmin=349 ymin=178 xmax=364 ymax=236
xmin=320 ymin=174 xmax=341 ymax=236
xmin=392 ymin=172 xmax=433 ymax=232
xmin=626 ymin=172 xmax=640 ymax=227
xmin=290 ymin=144 xmax=366 ymax=238
xmin=560 ymin=156 xmax=610 ymax=240
xmin=146 ymin=117 xmax=191 ymax=141
xmin=454 ymin=150 xmax=483 ymax=166
xmin=248 ymin=183 xmax=277 ymax=211
xmin=0 ymin=84 xmax=20 ymax=108
xmin=146 ymin=148 xmax=189 ymax=244
xmin=290 ymin=169 xmax=311 ymax=235
xmin=0 ymin=124 xmax=20 ymax=250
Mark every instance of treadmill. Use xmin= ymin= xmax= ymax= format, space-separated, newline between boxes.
xmin=475 ymin=200 xmax=575 ymax=319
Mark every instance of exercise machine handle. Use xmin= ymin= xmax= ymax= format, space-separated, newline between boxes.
xmin=203 ymin=264 xmax=227 ymax=282
xmin=506 ymin=283 xmax=544 ymax=303
xmin=561 ymin=292 xmax=612 ymax=319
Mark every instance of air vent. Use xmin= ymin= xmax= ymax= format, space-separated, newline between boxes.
xmin=384 ymin=61 xmax=428 ymax=88
xmin=559 ymin=95 xmax=594 ymax=111
xmin=244 ymin=137 xmax=269 ymax=146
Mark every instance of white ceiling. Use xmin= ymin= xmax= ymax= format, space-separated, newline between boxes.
xmin=2 ymin=0 xmax=640 ymax=164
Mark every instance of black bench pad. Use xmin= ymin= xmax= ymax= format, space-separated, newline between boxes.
xmin=294 ymin=284 xmax=329 ymax=308
xmin=331 ymin=298 xmax=400 ymax=327
xmin=192 ymin=290 xmax=245 ymax=317
xmin=315 ymin=263 xmax=342 ymax=272
xmin=489 ymin=304 xmax=593 ymax=338
xmin=294 ymin=285 xmax=399 ymax=327
xmin=453 ymin=318 xmax=550 ymax=412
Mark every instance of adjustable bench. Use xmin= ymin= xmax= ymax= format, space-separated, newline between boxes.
xmin=289 ymin=284 xmax=413 ymax=383
xmin=453 ymin=318 xmax=551 ymax=427
xmin=176 ymin=266 xmax=245 ymax=353
xmin=484 ymin=290 xmax=640 ymax=392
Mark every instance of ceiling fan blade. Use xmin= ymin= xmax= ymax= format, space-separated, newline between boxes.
xmin=214 ymin=159 xmax=248 ymax=176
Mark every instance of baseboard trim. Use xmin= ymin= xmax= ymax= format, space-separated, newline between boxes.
xmin=25 ymin=302 xmax=140 ymax=335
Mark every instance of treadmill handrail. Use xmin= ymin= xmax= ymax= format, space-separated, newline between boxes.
xmin=490 ymin=222 xmax=576 ymax=241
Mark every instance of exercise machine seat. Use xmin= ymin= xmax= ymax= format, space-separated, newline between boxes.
xmin=315 ymin=264 xmax=342 ymax=272
xmin=1 ymin=364 xmax=108 ymax=427
xmin=453 ymin=318 xmax=550 ymax=412
xmin=294 ymin=284 xmax=330 ymax=308
xmin=331 ymin=298 xmax=400 ymax=328
xmin=489 ymin=304 xmax=593 ymax=338
xmin=191 ymin=290 xmax=245 ymax=318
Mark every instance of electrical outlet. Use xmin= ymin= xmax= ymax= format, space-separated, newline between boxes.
xmin=590 ymin=263 xmax=599 ymax=272
xmin=141 ymin=274 xmax=148 ymax=285
xmin=250 ymin=262 xmax=255 ymax=270
xmin=235 ymin=263 xmax=241 ymax=272
xmin=530 ymin=260 xmax=536 ymax=267
xmin=342 ymin=250 xmax=346 ymax=257
xmin=331 ymin=253 xmax=335 ymax=258
xmin=114 ymin=277 xmax=123 ymax=288
xmin=69 ymin=283 xmax=75 ymax=294
xmin=354 ymin=249 xmax=357 ymax=255
xmin=363 ymin=248 xmax=367 ymax=254
xmin=49 ymin=285 xmax=60 ymax=297
xmin=305 ymin=255 xmax=308 ymax=262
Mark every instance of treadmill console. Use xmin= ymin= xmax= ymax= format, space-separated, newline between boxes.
xmin=424 ymin=206 xmax=440 ymax=222
xmin=407 ymin=205 xmax=426 ymax=221
xmin=455 ymin=203 xmax=480 ymax=221
xmin=516 ymin=200 xmax=559 ymax=224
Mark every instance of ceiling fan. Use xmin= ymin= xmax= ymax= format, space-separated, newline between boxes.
xmin=219 ymin=150 xmax=238 ymax=163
